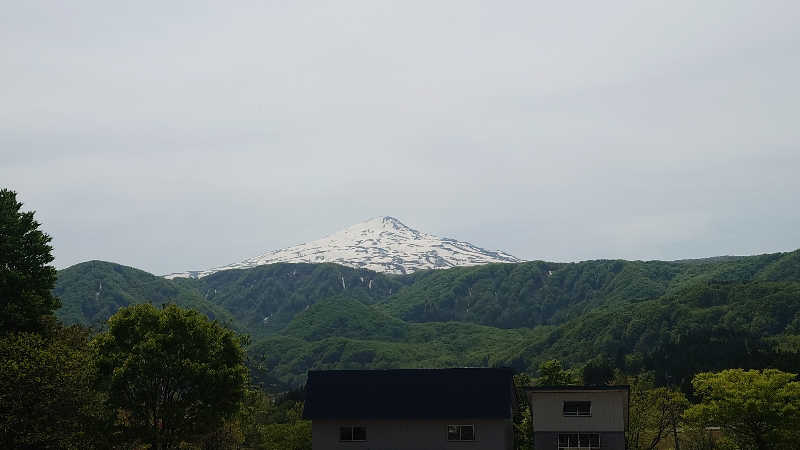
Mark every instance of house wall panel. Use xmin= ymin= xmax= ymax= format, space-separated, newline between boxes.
xmin=311 ymin=418 xmax=512 ymax=450
xmin=528 ymin=391 xmax=627 ymax=432
xmin=534 ymin=431 xmax=625 ymax=450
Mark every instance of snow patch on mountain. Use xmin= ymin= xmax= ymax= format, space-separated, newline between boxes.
xmin=164 ymin=216 xmax=523 ymax=279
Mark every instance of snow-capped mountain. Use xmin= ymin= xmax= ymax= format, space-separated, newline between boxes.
xmin=164 ymin=216 xmax=522 ymax=279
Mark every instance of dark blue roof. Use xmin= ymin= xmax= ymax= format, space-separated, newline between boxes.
xmin=303 ymin=368 xmax=515 ymax=420
xmin=527 ymin=385 xmax=629 ymax=391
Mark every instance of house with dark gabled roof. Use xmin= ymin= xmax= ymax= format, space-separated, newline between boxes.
xmin=302 ymin=368 xmax=517 ymax=449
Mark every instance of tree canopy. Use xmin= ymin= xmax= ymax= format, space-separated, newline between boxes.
xmin=684 ymin=369 xmax=800 ymax=450
xmin=94 ymin=303 xmax=249 ymax=450
xmin=0 ymin=327 xmax=108 ymax=449
xmin=0 ymin=188 xmax=59 ymax=335
xmin=536 ymin=359 xmax=578 ymax=386
xmin=627 ymin=379 xmax=688 ymax=450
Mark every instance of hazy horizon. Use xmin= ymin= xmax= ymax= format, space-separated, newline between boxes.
xmin=35 ymin=213 xmax=800 ymax=275
xmin=3 ymin=1 xmax=798 ymax=275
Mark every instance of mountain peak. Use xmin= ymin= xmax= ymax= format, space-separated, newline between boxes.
xmin=336 ymin=216 xmax=415 ymax=237
xmin=353 ymin=216 xmax=410 ymax=229
xmin=164 ymin=217 xmax=523 ymax=279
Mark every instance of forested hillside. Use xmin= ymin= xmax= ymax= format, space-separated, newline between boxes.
xmin=54 ymin=250 xmax=800 ymax=388
xmin=54 ymin=261 xmax=239 ymax=330
xmin=181 ymin=263 xmax=407 ymax=336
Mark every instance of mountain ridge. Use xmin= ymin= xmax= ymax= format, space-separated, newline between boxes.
xmin=54 ymin=249 xmax=800 ymax=387
xmin=53 ymin=260 xmax=239 ymax=329
xmin=164 ymin=216 xmax=522 ymax=279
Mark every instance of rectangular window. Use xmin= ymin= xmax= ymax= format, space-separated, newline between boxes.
xmin=447 ymin=424 xmax=476 ymax=441
xmin=563 ymin=401 xmax=591 ymax=416
xmin=558 ymin=433 xmax=600 ymax=450
xmin=339 ymin=426 xmax=367 ymax=442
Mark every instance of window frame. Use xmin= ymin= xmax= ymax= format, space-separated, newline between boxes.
xmin=557 ymin=432 xmax=600 ymax=450
xmin=562 ymin=400 xmax=592 ymax=417
xmin=447 ymin=424 xmax=476 ymax=441
xmin=339 ymin=425 xmax=367 ymax=442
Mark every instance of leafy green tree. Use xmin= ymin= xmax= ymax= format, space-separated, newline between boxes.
xmin=513 ymin=373 xmax=533 ymax=450
xmin=238 ymin=386 xmax=277 ymax=447
xmin=582 ymin=357 xmax=616 ymax=385
xmin=0 ymin=188 xmax=60 ymax=335
xmin=256 ymin=402 xmax=312 ymax=450
xmin=196 ymin=419 xmax=245 ymax=450
xmin=626 ymin=377 xmax=689 ymax=450
xmin=684 ymin=369 xmax=800 ymax=450
xmin=94 ymin=303 xmax=248 ymax=450
xmin=0 ymin=326 xmax=109 ymax=449
xmin=536 ymin=359 xmax=578 ymax=385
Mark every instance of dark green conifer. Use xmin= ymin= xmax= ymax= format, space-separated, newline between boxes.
xmin=0 ymin=188 xmax=60 ymax=335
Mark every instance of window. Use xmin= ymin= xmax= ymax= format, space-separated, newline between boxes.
xmin=563 ymin=401 xmax=591 ymax=417
xmin=447 ymin=424 xmax=476 ymax=441
xmin=558 ymin=433 xmax=600 ymax=450
xmin=339 ymin=426 xmax=366 ymax=442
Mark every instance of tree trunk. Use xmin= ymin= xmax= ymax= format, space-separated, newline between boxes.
xmin=671 ymin=420 xmax=680 ymax=450
xmin=754 ymin=433 xmax=767 ymax=450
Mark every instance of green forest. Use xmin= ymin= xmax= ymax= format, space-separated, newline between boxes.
xmin=54 ymin=250 xmax=800 ymax=390
xmin=4 ymin=186 xmax=800 ymax=449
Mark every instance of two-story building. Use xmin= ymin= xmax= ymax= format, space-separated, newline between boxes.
xmin=302 ymin=368 xmax=517 ymax=450
xmin=526 ymin=385 xmax=629 ymax=450
xmin=303 ymin=369 xmax=629 ymax=450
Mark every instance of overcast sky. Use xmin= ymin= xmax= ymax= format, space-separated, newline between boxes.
xmin=2 ymin=1 xmax=799 ymax=275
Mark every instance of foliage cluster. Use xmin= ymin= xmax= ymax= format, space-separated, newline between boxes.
xmin=0 ymin=188 xmax=60 ymax=335
xmin=93 ymin=303 xmax=248 ymax=449
xmin=251 ymin=323 xmax=542 ymax=387
xmin=0 ymin=327 xmax=109 ymax=449
xmin=684 ymin=369 xmax=800 ymax=450
xmin=0 ymin=190 xmax=275 ymax=449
